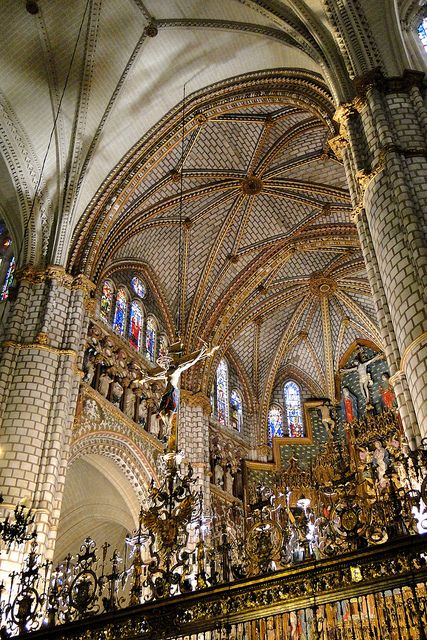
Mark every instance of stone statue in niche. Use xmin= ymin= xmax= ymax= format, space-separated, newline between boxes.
xmin=340 ymin=351 xmax=383 ymax=405
xmin=213 ymin=456 xmax=224 ymax=488
xmin=138 ymin=398 xmax=148 ymax=428
xmin=83 ymin=359 xmax=95 ymax=385
xmin=98 ymin=371 xmax=113 ymax=398
xmin=224 ymin=463 xmax=234 ymax=494
xmin=111 ymin=380 xmax=123 ymax=408
xmin=233 ymin=464 xmax=243 ymax=499
xmin=124 ymin=389 xmax=136 ymax=419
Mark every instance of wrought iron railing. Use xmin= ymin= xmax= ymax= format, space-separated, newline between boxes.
xmin=2 ymin=534 xmax=426 ymax=639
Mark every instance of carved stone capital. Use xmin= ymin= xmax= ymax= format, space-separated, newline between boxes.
xmin=354 ymin=68 xmax=425 ymax=98
xmin=180 ymin=389 xmax=212 ymax=415
xmin=328 ymin=134 xmax=348 ymax=160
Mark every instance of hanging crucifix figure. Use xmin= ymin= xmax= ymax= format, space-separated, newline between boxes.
xmin=340 ymin=349 xmax=383 ymax=406
xmin=136 ymin=339 xmax=218 ymax=451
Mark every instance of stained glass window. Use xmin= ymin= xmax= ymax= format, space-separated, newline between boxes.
xmin=100 ymin=280 xmax=114 ymax=322
xmin=230 ymin=389 xmax=243 ymax=431
xmin=284 ymin=381 xmax=304 ymax=437
xmin=216 ymin=359 xmax=229 ymax=427
xmin=145 ymin=317 xmax=157 ymax=362
xmin=418 ymin=17 xmax=427 ymax=51
xmin=128 ymin=300 xmax=143 ymax=350
xmin=131 ymin=276 xmax=146 ymax=299
xmin=112 ymin=287 xmax=127 ymax=335
xmin=268 ymin=406 xmax=284 ymax=444
xmin=1 ymin=256 xmax=15 ymax=301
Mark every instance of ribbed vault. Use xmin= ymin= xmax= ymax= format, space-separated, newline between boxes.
xmin=71 ymin=74 xmax=381 ymax=433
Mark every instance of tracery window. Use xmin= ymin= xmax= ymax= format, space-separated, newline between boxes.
xmin=230 ymin=389 xmax=243 ymax=432
xmin=1 ymin=256 xmax=15 ymax=301
xmin=131 ymin=276 xmax=146 ymax=299
xmin=100 ymin=280 xmax=114 ymax=322
xmin=128 ymin=300 xmax=144 ymax=350
xmin=112 ymin=287 xmax=128 ymax=336
xmin=284 ymin=381 xmax=304 ymax=437
xmin=267 ymin=406 xmax=284 ymax=444
xmin=418 ymin=17 xmax=427 ymax=51
xmin=145 ymin=316 xmax=157 ymax=362
xmin=216 ymin=359 xmax=229 ymax=427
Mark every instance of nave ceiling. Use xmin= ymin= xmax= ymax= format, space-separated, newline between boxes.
xmin=2 ymin=0 xmax=411 ymax=420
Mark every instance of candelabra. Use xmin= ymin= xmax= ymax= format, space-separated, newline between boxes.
xmin=0 ymin=495 xmax=36 ymax=551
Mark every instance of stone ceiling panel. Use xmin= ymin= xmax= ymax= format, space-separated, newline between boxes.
xmin=186 ymin=120 xmax=262 ymax=172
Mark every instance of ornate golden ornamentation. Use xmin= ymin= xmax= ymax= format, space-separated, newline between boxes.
xmin=241 ymin=175 xmax=263 ymax=195
xmin=328 ymin=133 xmax=348 ymax=159
xmin=308 ymin=274 xmax=337 ymax=297
xmin=180 ymin=389 xmax=212 ymax=415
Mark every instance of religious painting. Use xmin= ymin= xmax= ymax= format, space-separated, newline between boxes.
xmin=268 ymin=406 xmax=284 ymax=444
xmin=216 ymin=359 xmax=229 ymax=427
xmin=100 ymin=280 xmax=114 ymax=322
xmin=145 ymin=316 xmax=156 ymax=362
xmin=112 ymin=287 xmax=127 ymax=335
xmin=284 ymin=381 xmax=304 ymax=438
xmin=128 ymin=300 xmax=143 ymax=350
xmin=230 ymin=389 xmax=243 ymax=432
xmin=1 ymin=255 xmax=15 ymax=300
xmin=379 ymin=372 xmax=397 ymax=411
xmin=341 ymin=386 xmax=358 ymax=423
xmin=131 ymin=276 xmax=146 ymax=299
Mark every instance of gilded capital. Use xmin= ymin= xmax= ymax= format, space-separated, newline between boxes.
xmin=180 ymin=389 xmax=212 ymax=415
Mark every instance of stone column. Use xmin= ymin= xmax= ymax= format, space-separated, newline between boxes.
xmin=0 ymin=266 xmax=94 ymax=579
xmin=331 ymin=70 xmax=427 ymax=445
xmin=178 ymin=390 xmax=212 ymax=515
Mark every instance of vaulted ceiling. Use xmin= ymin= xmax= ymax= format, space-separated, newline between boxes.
xmin=3 ymin=0 xmax=411 ymax=424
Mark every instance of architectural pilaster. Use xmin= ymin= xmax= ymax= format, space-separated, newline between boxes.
xmin=179 ymin=390 xmax=212 ymax=514
xmin=333 ymin=69 xmax=427 ymax=444
xmin=0 ymin=266 xmax=95 ymax=576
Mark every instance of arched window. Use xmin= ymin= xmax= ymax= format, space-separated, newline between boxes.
xmin=145 ymin=316 xmax=157 ymax=362
xmin=268 ymin=406 xmax=284 ymax=444
xmin=128 ymin=300 xmax=144 ymax=350
xmin=283 ymin=381 xmax=304 ymax=437
xmin=216 ymin=359 xmax=229 ymax=426
xmin=1 ymin=255 xmax=15 ymax=301
xmin=230 ymin=389 xmax=243 ymax=432
xmin=100 ymin=280 xmax=114 ymax=322
xmin=418 ymin=17 xmax=427 ymax=51
xmin=112 ymin=287 xmax=128 ymax=335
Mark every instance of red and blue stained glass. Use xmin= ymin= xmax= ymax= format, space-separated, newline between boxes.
xmin=230 ymin=389 xmax=243 ymax=431
xmin=145 ymin=317 xmax=156 ymax=362
xmin=284 ymin=381 xmax=304 ymax=437
xmin=100 ymin=280 xmax=114 ymax=321
xmin=268 ymin=406 xmax=284 ymax=444
xmin=129 ymin=300 xmax=143 ymax=350
xmin=1 ymin=256 xmax=15 ymax=301
xmin=113 ymin=288 xmax=127 ymax=335
xmin=216 ymin=359 xmax=229 ymax=426
xmin=131 ymin=276 xmax=146 ymax=299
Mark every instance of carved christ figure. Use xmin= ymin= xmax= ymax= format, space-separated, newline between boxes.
xmin=136 ymin=339 xmax=218 ymax=449
xmin=340 ymin=351 xmax=383 ymax=403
